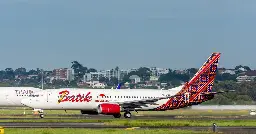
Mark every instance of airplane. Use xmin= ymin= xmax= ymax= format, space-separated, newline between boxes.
xmin=21 ymin=52 xmax=229 ymax=118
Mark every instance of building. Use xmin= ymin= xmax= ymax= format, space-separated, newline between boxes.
xmin=221 ymin=69 xmax=236 ymax=75
xmin=236 ymin=70 xmax=256 ymax=83
xmin=84 ymin=71 xmax=107 ymax=82
xmin=150 ymin=67 xmax=169 ymax=76
xmin=129 ymin=75 xmax=141 ymax=84
xmin=52 ymin=68 xmax=74 ymax=81
xmin=85 ymin=81 xmax=106 ymax=88
xmin=84 ymin=69 xmax=130 ymax=82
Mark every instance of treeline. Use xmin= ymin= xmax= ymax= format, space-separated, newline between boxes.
xmin=202 ymin=81 xmax=256 ymax=105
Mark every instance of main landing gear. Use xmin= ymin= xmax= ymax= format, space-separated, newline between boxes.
xmin=124 ymin=111 xmax=131 ymax=118
xmin=113 ymin=113 xmax=121 ymax=118
xmin=112 ymin=111 xmax=132 ymax=118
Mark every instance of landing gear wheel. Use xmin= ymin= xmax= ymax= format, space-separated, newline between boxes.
xmin=113 ymin=113 xmax=121 ymax=118
xmin=124 ymin=112 xmax=131 ymax=118
xmin=39 ymin=114 xmax=44 ymax=118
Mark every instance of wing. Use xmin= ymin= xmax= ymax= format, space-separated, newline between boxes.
xmin=114 ymin=90 xmax=235 ymax=109
xmin=115 ymin=95 xmax=174 ymax=109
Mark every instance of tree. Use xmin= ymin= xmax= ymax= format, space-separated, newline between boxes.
xmin=4 ymin=68 xmax=15 ymax=80
xmin=122 ymin=74 xmax=131 ymax=83
xmin=244 ymin=66 xmax=251 ymax=71
xmin=14 ymin=67 xmax=27 ymax=76
xmin=187 ymin=68 xmax=198 ymax=77
xmin=136 ymin=67 xmax=151 ymax=81
xmin=87 ymin=68 xmax=97 ymax=73
xmin=235 ymin=65 xmax=243 ymax=70
xmin=115 ymin=66 xmax=119 ymax=71
xmin=69 ymin=80 xmax=78 ymax=87
xmin=216 ymin=73 xmax=237 ymax=81
xmin=28 ymin=69 xmax=38 ymax=75
xmin=158 ymin=69 xmax=189 ymax=83
xmin=0 ymin=71 xmax=6 ymax=80
xmin=71 ymin=61 xmax=87 ymax=82
xmin=107 ymin=77 xmax=118 ymax=86
xmin=235 ymin=65 xmax=251 ymax=71
xmin=99 ymin=76 xmax=108 ymax=83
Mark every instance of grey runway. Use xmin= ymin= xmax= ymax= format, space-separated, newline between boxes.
xmin=0 ymin=122 xmax=255 ymax=133
xmin=0 ymin=122 xmax=108 ymax=128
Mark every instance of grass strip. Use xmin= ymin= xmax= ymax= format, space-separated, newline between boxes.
xmin=105 ymin=119 xmax=256 ymax=127
xmin=4 ymin=128 xmax=213 ymax=134
xmin=0 ymin=119 xmax=255 ymax=127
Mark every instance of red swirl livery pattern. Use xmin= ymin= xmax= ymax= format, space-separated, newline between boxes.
xmin=157 ymin=52 xmax=221 ymax=110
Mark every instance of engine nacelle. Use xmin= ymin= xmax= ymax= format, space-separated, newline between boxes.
xmin=80 ymin=110 xmax=98 ymax=115
xmin=97 ymin=103 xmax=121 ymax=115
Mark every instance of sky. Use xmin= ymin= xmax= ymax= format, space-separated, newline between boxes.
xmin=0 ymin=0 xmax=256 ymax=70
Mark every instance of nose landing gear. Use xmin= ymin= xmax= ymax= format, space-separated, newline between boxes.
xmin=39 ymin=113 xmax=44 ymax=118
xmin=38 ymin=110 xmax=44 ymax=118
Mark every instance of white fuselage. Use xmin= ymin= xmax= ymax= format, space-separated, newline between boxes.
xmin=0 ymin=87 xmax=42 ymax=107
xmin=21 ymin=86 xmax=183 ymax=111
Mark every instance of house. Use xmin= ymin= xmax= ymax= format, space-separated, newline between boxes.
xmin=124 ymin=82 xmax=130 ymax=88
xmin=129 ymin=75 xmax=141 ymax=84
xmin=85 ymin=81 xmax=106 ymax=88
xmin=236 ymin=70 xmax=256 ymax=83
xmin=92 ymin=83 xmax=106 ymax=88
xmin=221 ymin=69 xmax=236 ymax=75
xmin=150 ymin=76 xmax=159 ymax=81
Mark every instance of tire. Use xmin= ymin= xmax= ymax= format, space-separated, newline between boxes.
xmin=39 ymin=114 xmax=44 ymax=118
xmin=124 ymin=112 xmax=131 ymax=118
xmin=113 ymin=113 xmax=121 ymax=118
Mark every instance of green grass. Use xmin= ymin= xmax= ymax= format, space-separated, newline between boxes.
xmin=106 ymin=119 xmax=256 ymax=127
xmin=4 ymin=128 xmax=213 ymax=134
xmin=135 ymin=109 xmax=249 ymax=116
xmin=0 ymin=119 xmax=255 ymax=127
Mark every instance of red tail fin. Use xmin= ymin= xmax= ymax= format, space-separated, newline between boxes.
xmin=157 ymin=52 xmax=221 ymax=110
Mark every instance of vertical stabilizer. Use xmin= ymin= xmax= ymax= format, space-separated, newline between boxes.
xmin=157 ymin=52 xmax=221 ymax=110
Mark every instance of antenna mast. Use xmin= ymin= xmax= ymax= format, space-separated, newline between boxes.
xmin=41 ymin=69 xmax=44 ymax=90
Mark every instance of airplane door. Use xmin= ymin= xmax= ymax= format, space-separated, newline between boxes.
xmin=5 ymin=95 xmax=16 ymax=106
xmin=47 ymin=91 xmax=52 ymax=103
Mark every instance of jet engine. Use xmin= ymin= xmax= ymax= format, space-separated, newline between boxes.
xmin=97 ymin=103 xmax=121 ymax=115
